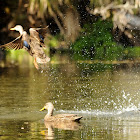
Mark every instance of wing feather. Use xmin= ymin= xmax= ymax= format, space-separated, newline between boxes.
xmin=0 ymin=35 xmax=23 ymax=50
xmin=30 ymin=26 xmax=48 ymax=38
xmin=29 ymin=26 xmax=48 ymax=47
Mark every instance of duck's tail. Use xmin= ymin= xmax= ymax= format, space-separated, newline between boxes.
xmin=74 ymin=116 xmax=83 ymax=122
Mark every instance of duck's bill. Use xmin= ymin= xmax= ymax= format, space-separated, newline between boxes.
xmin=40 ymin=107 xmax=45 ymax=111
xmin=10 ymin=27 xmax=15 ymax=30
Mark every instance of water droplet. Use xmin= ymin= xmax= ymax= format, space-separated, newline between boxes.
xmin=21 ymin=127 xmax=24 ymax=129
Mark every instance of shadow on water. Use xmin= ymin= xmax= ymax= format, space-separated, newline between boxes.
xmin=0 ymin=54 xmax=140 ymax=139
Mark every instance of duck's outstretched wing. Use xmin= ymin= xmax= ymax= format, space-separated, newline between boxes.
xmin=0 ymin=35 xmax=23 ymax=50
xmin=29 ymin=26 xmax=48 ymax=47
xmin=35 ymin=26 xmax=48 ymax=39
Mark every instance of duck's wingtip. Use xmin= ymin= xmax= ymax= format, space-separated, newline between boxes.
xmin=74 ymin=116 xmax=83 ymax=122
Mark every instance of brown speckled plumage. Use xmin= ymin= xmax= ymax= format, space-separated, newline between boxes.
xmin=40 ymin=102 xmax=83 ymax=122
xmin=0 ymin=25 xmax=50 ymax=69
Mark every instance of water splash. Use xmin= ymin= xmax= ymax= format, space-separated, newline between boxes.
xmin=58 ymin=104 xmax=140 ymax=118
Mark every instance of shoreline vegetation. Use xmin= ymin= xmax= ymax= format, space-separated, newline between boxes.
xmin=1 ymin=47 xmax=140 ymax=69
xmin=1 ymin=1 xmax=140 ymax=68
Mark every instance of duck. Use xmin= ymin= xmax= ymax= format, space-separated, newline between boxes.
xmin=40 ymin=102 xmax=83 ymax=122
xmin=0 ymin=25 xmax=50 ymax=69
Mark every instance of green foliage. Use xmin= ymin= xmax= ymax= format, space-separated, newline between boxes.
xmin=48 ymin=35 xmax=59 ymax=48
xmin=124 ymin=47 xmax=140 ymax=58
xmin=46 ymin=34 xmax=66 ymax=49
xmin=71 ymin=20 xmax=124 ymax=60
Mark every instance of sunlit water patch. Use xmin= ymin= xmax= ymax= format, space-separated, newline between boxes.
xmin=0 ymin=57 xmax=140 ymax=139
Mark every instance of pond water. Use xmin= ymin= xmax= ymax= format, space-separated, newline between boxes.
xmin=0 ymin=54 xmax=140 ymax=140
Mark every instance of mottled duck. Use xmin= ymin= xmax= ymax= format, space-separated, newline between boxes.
xmin=40 ymin=102 xmax=83 ymax=122
xmin=0 ymin=25 xmax=50 ymax=69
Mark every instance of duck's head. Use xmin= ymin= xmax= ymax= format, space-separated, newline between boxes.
xmin=10 ymin=25 xmax=24 ymax=35
xmin=40 ymin=102 xmax=54 ymax=116
xmin=40 ymin=102 xmax=54 ymax=111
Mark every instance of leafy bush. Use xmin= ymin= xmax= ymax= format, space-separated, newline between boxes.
xmin=71 ymin=20 xmax=124 ymax=60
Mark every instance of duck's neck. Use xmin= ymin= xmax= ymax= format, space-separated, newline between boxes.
xmin=22 ymin=31 xmax=28 ymax=40
xmin=47 ymin=107 xmax=53 ymax=116
xmin=19 ymin=28 xmax=24 ymax=35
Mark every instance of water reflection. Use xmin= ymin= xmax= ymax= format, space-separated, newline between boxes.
xmin=42 ymin=121 xmax=82 ymax=139
xmin=0 ymin=54 xmax=140 ymax=139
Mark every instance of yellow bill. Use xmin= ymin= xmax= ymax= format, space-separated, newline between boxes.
xmin=40 ymin=107 xmax=45 ymax=111
xmin=10 ymin=27 xmax=15 ymax=30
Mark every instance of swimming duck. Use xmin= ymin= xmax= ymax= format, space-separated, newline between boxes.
xmin=0 ymin=25 xmax=50 ymax=69
xmin=40 ymin=102 xmax=83 ymax=122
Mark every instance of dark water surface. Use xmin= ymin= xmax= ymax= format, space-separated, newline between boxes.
xmin=0 ymin=56 xmax=140 ymax=139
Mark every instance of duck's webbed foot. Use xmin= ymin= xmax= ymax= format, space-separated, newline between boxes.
xmin=33 ymin=57 xmax=39 ymax=69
